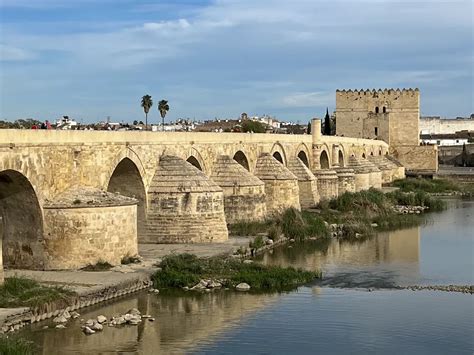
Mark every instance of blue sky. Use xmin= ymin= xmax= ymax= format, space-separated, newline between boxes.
xmin=0 ymin=0 xmax=472 ymax=123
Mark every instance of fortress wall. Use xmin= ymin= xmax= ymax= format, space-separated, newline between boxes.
xmin=391 ymin=145 xmax=438 ymax=172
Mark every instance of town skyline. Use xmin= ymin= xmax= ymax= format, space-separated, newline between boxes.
xmin=1 ymin=0 xmax=473 ymax=123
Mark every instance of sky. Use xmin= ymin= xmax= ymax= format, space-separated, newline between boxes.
xmin=0 ymin=0 xmax=472 ymax=123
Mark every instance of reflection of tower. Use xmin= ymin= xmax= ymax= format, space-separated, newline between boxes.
xmin=384 ymin=227 xmax=420 ymax=263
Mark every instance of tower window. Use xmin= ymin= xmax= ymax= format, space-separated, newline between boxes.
xmin=374 ymin=127 xmax=378 ymax=136
xmin=375 ymin=107 xmax=379 ymax=114
xmin=383 ymin=106 xmax=387 ymax=113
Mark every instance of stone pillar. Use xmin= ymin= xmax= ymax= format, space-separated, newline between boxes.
xmin=311 ymin=118 xmax=321 ymax=142
xmin=334 ymin=167 xmax=356 ymax=194
xmin=332 ymin=144 xmax=340 ymax=168
xmin=314 ymin=170 xmax=339 ymax=201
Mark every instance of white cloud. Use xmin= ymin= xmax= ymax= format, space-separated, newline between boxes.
xmin=281 ymin=91 xmax=333 ymax=108
xmin=0 ymin=44 xmax=35 ymax=61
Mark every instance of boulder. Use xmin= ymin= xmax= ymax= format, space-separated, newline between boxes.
xmin=236 ymin=283 xmax=251 ymax=291
xmin=97 ymin=315 xmax=107 ymax=324
xmin=83 ymin=326 xmax=95 ymax=335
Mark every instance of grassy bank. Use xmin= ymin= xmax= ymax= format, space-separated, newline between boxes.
xmin=393 ymin=178 xmax=459 ymax=193
xmin=0 ymin=277 xmax=74 ymax=309
xmin=0 ymin=336 xmax=34 ymax=355
xmin=229 ymin=209 xmax=329 ymax=242
xmin=152 ymin=254 xmax=320 ymax=292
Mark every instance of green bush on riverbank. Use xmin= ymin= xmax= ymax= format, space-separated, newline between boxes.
xmin=0 ymin=277 xmax=74 ymax=308
xmin=0 ymin=336 xmax=34 ymax=355
xmin=153 ymin=254 xmax=320 ymax=291
xmin=393 ymin=178 xmax=459 ymax=193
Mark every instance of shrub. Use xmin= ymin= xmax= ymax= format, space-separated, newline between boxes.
xmin=267 ymin=225 xmax=281 ymax=241
xmin=249 ymin=235 xmax=265 ymax=250
xmin=81 ymin=260 xmax=113 ymax=271
xmin=393 ymin=178 xmax=459 ymax=193
xmin=0 ymin=336 xmax=34 ymax=355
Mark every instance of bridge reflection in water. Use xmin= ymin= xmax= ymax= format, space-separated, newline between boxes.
xmin=258 ymin=227 xmax=421 ymax=288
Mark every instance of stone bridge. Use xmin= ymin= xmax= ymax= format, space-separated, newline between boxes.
xmin=0 ymin=119 xmax=403 ymax=271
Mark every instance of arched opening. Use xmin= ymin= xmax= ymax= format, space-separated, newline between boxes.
xmin=297 ymin=151 xmax=309 ymax=168
xmin=107 ymin=158 xmax=147 ymax=239
xmin=379 ymin=149 xmax=383 ymax=156
xmin=370 ymin=152 xmax=374 ymax=156
xmin=375 ymin=107 xmax=379 ymax=114
xmin=0 ymin=170 xmax=44 ymax=269
xmin=383 ymin=106 xmax=387 ymax=113
xmin=233 ymin=151 xmax=250 ymax=171
xmin=273 ymin=152 xmax=284 ymax=164
xmin=338 ymin=150 xmax=344 ymax=167
xmin=320 ymin=150 xmax=330 ymax=169
xmin=186 ymin=156 xmax=202 ymax=171
xmin=362 ymin=153 xmax=366 ymax=159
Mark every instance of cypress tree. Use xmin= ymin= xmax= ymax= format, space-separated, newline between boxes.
xmin=323 ymin=108 xmax=331 ymax=135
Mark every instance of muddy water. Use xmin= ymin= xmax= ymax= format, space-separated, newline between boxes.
xmin=19 ymin=199 xmax=474 ymax=354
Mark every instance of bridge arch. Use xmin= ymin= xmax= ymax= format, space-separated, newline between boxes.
xmin=233 ymin=150 xmax=250 ymax=171
xmin=338 ymin=149 xmax=345 ymax=167
xmin=107 ymin=158 xmax=147 ymax=239
xmin=185 ymin=148 xmax=208 ymax=174
xmin=296 ymin=143 xmax=311 ymax=168
xmin=271 ymin=143 xmax=287 ymax=166
xmin=0 ymin=169 xmax=44 ymax=269
xmin=320 ymin=150 xmax=330 ymax=169
xmin=106 ymin=149 xmax=147 ymax=190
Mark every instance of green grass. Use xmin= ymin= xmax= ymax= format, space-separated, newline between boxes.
xmin=392 ymin=178 xmax=460 ymax=193
xmin=153 ymin=254 xmax=320 ymax=292
xmin=0 ymin=277 xmax=75 ymax=309
xmin=81 ymin=260 xmax=113 ymax=271
xmin=387 ymin=190 xmax=446 ymax=211
xmin=229 ymin=209 xmax=329 ymax=242
xmin=0 ymin=336 xmax=34 ymax=355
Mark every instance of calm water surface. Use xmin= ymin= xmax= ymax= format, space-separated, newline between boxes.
xmin=20 ymin=199 xmax=474 ymax=354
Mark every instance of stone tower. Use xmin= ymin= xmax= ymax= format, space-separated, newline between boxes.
xmin=335 ymin=88 xmax=420 ymax=147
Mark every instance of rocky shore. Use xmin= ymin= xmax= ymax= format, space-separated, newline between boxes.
xmin=401 ymin=285 xmax=473 ymax=294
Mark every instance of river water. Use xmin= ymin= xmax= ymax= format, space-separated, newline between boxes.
xmin=19 ymin=199 xmax=474 ymax=354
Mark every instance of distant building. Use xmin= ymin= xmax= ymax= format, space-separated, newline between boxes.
xmin=420 ymin=116 xmax=474 ymax=135
xmin=55 ymin=116 xmax=78 ymax=130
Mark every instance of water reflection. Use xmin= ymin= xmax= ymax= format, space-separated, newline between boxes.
xmin=257 ymin=227 xmax=421 ymax=288
xmin=24 ymin=291 xmax=279 ymax=354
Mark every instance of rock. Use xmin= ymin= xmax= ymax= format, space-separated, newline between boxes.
xmin=323 ymin=221 xmax=329 ymax=228
xmin=91 ymin=322 xmax=103 ymax=331
xmin=330 ymin=223 xmax=338 ymax=231
xmin=70 ymin=311 xmax=80 ymax=319
xmin=96 ymin=315 xmax=107 ymax=324
xmin=236 ymin=283 xmax=251 ymax=291
xmin=113 ymin=316 xmax=126 ymax=325
xmin=83 ymin=326 xmax=95 ymax=335
xmin=370 ymin=223 xmax=378 ymax=227
xmin=355 ymin=233 xmax=362 ymax=238
xmin=289 ymin=239 xmax=295 ymax=243
xmin=266 ymin=239 xmax=274 ymax=245
xmin=243 ymin=260 xmax=253 ymax=264
xmin=182 ymin=286 xmax=189 ymax=291
xmin=127 ymin=308 xmax=141 ymax=316
xmin=191 ymin=280 xmax=208 ymax=290
xmin=42 ymin=325 xmax=49 ymax=330
xmin=207 ymin=280 xmax=222 ymax=289
xmin=55 ymin=324 xmax=66 ymax=329
xmin=85 ymin=319 xmax=95 ymax=327
xmin=142 ymin=314 xmax=152 ymax=318
xmin=148 ymin=318 xmax=155 ymax=322
xmin=53 ymin=315 xmax=68 ymax=324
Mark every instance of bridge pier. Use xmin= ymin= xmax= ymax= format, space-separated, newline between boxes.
xmin=43 ymin=187 xmax=138 ymax=270
xmin=211 ymin=155 xmax=266 ymax=224
xmin=287 ymin=157 xmax=320 ymax=208
xmin=144 ymin=155 xmax=228 ymax=243
xmin=255 ymin=153 xmax=301 ymax=216
xmin=347 ymin=156 xmax=371 ymax=192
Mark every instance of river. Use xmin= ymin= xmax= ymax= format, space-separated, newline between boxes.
xmin=19 ymin=198 xmax=474 ymax=354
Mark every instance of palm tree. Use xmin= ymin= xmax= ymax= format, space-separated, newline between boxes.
xmin=158 ymin=100 xmax=170 ymax=130
xmin=141 ymin=95 xmax=153 ymax=130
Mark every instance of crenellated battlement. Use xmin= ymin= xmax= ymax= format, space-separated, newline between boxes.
xmin=336 ymin=88 xmax=419 ymax=97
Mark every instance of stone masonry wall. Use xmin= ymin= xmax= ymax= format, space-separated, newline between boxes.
xmin=43 ymin=205 xmax=138 ymax=270
xmin=391 ymin=145 xmax=438 ymax=172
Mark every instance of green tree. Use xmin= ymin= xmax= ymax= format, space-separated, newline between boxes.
xmin=241 ymin=120 xmax=266 ymax=133
xmin=141 ymin=95 xmax=153 ymax=130
xmin=323 ymin=108 xmax=331 ymax=135
xmin=158 ymin=100 xmax=170 ymax=129
xmin=307 ymin=121 xmax=311 ymax=134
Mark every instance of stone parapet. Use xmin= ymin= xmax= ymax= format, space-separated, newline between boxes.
xmin=255 ymin=154 xmax=300 ymax=215
xmin=314 ymin=169 xmax=338 ymax=201
xmin=368 ymin=155 xmax=394 ymax=184
xmin=144 ymin=155 xmax=228 ymax=243
xmin=210 ymin=155 xmax=266 ymax=223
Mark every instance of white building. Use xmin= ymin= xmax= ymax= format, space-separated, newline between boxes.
xmin=55 ymin=116 xmax=78 ymax=130
xmin=420 ymin=116 xmax=474 ymax=135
